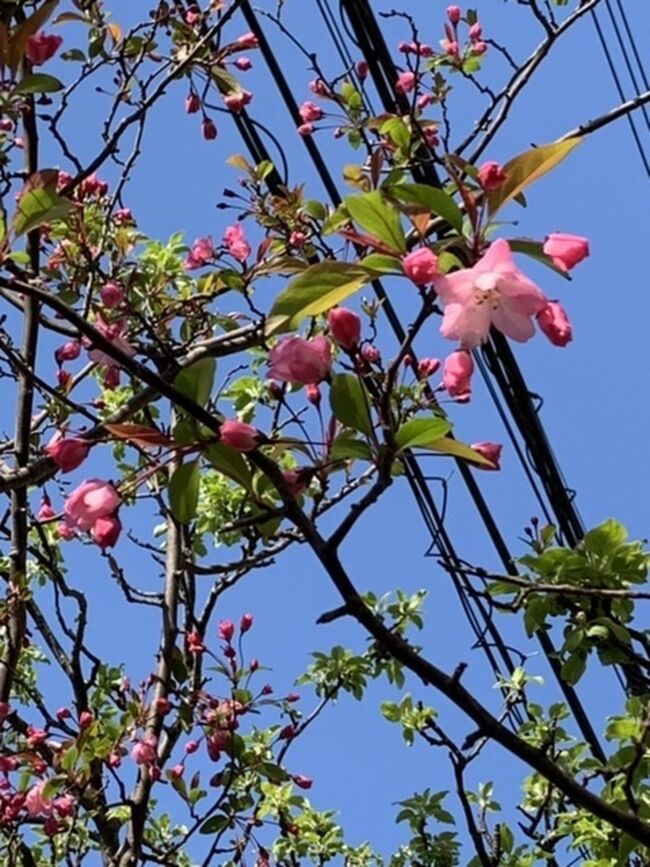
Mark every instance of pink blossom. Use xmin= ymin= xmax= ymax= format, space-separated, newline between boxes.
xmin=299 ymin=101 xmax=322 ymax=123
xmin=184 ymin=739 xmax=199 ymax=754
xmin=417 ymin=93 xmax=434 ymax=110
xmin=78 ymin=711 xmax=93 ymax=730
xmin=442 ymin=350 xmax=474 ymax=402
xmin=395 ymin=71 xmax=416 ymax=94
xmin=402 ymin=248 xmax=439 ymax=285
xmin=282 ymin=469 xmax=311 ymax=497
xmin=224 ymin=90 xmax=252 ymax=113
xmin=423 ymin=126 xmax=439 ymax=148
xmin=54 ymin=340 xmax=81 ymax=365
xmin=114 ymin=208 xmax=133 ymax=224
xmin=327 ymin=307 xmax=361 ymax=350
xmin=25 ymin=32 xmax=63 ymax=65
xmin=471 ymin=41 xmax=487 ymax=55
xmin=131 ymin=735 xmax=157 ymax=766
xmin=446 ymin=5 xmax=461 ymax=24
xmin=223 ymin=224 xmax=251 ymax=262
xmin=185 ymin=92 xmax=200 ymax=114
xmin=468 ymin=22 xmax=482 ymax=41
xmin=235 ymin=56 xmax=252 ymax=71
xmin=470 ymin=441 xmax=502 ymax=470
xmin=53 ymin=794 xmax=75 ymax=818
xmin=24 ymin=781 xmax=53 ymax=818
xmin=0 ymin=118 xmax=14 ymax=132
xmin=207 ymin=730 xmax=230 ymax=761
xmin=202 ymin=118 xmax=218 ymax=140
xmin=289 ymin=230 xmax=306 ymax=248
xmin=56 ymin=522 xmax=76 ymax=541
xmin=361 ymin=344 xmax=380 ymax=364
xmin=236 ymin=32 xmax=258 ymax=49
xmin=292 ymin=774 xmax=313 ymax=789
xmin=434 ymin=239 xmax=547 ymax=349
xmin=220 ymin=420 xmax=259 ymax=452
xmin=56 ymin=707 xmax=70 ymax=721
xmin=297 ymin=122 xmax=314 ymax=137
xmin=80 ymin=174 xmax=108 ymax=198
xmin=542 ymin=232 xmax=589 ymax=271
xmin=186 ymin=632 xmax=204 ymax=654
xmin=184 ymin=236 xmax=214 ymax=270
xmin=64 ymin=479 xmax=120 ymax=532
xmin=44 ymin=432 xmax=90 ymax=473
xmin=155 ymin=697 xmax=172 ymax=716
xmin=305 ymin=383 xmax=321 ymax=405
xmin=477 ymin=161 xmax=506 ymax=191
xmin=267 ymin=336 xmax=332 ymax=385
xmin=100 ymin=282 xmax=123 ymax=308
xmin=537 ymin=301 xmax=572 ymax=347
xmin=170 ymin=764 xmax=184 ymax=778
xmin=90 ymin=514 xmax=121 ymax=549
xmin=103 ymin=366 xmax=120 ymax=390
xmin=356 ymin=59 xmax=369 ymax=79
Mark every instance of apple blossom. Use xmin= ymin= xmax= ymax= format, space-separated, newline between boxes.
xmin=43 ymin=432 xmax=91 ymax=473
xmin=434 ymin=239 xmax=547 ymax=349
xmin=395 ymin=71 xmax=416 ymax=94
xmin=64 ymin=479 xmax=120 ymax=532
xmin=537 ymin=301 xmax=573 ymax=346
xmin=543 ymin=232 xmax=590 ymax=271
xmin=442 ymin=350 xmax=474 ymax=402
xmin=220 ymin=419 xmax=259 ymax=452
xmin=327 ymin=307 xmax=361 ymax=350
xmin=470 ymin=441 xmax=503 ymax=470
xmin=223 ymin=224 xmax=251 ymax=262
xmin=402 ymin=248 xmax=439 ymax=285
xmin=477 ymin=161 xmax=507 ymax=191
xmin=25 ymin=32 xmax=63 ymax=65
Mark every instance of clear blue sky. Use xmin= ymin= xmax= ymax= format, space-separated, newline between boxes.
xmin=27 ymin=0 xmax=650 ymax=858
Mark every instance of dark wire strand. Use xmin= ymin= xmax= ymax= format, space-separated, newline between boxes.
xmin=589 ymin=7 xmax=650 ymax=177
xmin=603 ymin=0 xmax=650 ymax=132
xmin=612 ymin=0 xmax=650 ymax=92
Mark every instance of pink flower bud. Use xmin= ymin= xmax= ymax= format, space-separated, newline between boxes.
xmin=356 ymin=59 xmax=369 ymax=80
xmin=282 ymin=469 xmax=311 ymax=498
xmin=184 ymin=739 xmax=199 ymax=754
xmin=218 ymin=620 xmax=235 ymax=642
xmin=327 ymin=307 xmax=361 ymax=350
xmin=223 ymin=224 xmax=251 ymax=262
xmin=219 ymin=419 xmax=259 ymax=452
xmin=107 ymin=752 xmax=122 ymax=768
xmin=261 ymin=684 xmax=273 ymax=696
xmin=267 ymin=336 xmax=331 ymax=385
xmin=186 ymin=631 xmax=204 ymax=654
xmin=542 ymin=233 xmax=589 ymax=272
xmin=402 ymin=248 xmax=439 ymax=285
xmin=442 ymin=350 xmax=474 ymax=402
xmin=297 ymin=122 xmax=314 ymax=137
xmin=361 ymin=344 xmax=380 ymax=364
xmin=78 ymin=711 xmax=93 ymax=730
xmin=57 ymin=522 xmax=76 ymax=541
xmin=90 ymin=513 xmax=121 ymax=549
xmin=292 ymin=774 xmax=312 ymax=789
xmin=0 ymin=702 xmax=11 ymax=720
xmin=477 ymin=161 xmax=507 ymax=191
xmin=447 ymin=5 xmax=461 ymax=24
xmin=299 ymin=101 xmax=322 ymax=123
xmin=0 ymin=118 xmax=14 ymax=132
xmin=440 ymin=39 xmax=459 ymax=57
xmin=417 ymin=358 xmax=441 ymax=379
xmin=240 ymin=613 xmax=254 ymax=633
xmin=37 ymin=494 xmax=56 ymax=523
xmin=170 ymin=764 xmax=184 ymax=779
xmin=235 ymin=56 xmax=252 ymax=71
xmin=536 ymin=301 xmax=572 ymax=347
xmin=201 ymin=118 xmax=218 ymax=140
xmin=56 ymin=707 xmax=71 ymax=722
xmin=249 ymin=658 xmax=259 ymax=671
xmin=103 ymin=366 xmax=120 ymax=390
xmin=468 ymin=22 xmax=482 ymax=41
xmin=285 ymin=693 xmax=300 ymax=703
xmin=54 ymin=341 xmax=81 ymax=366
xmin=43 ymin=816 xmax=59 ymax=837
xmin=25 ymin=32 xmax=63 ymax=65
xmin=395 ymin=71 xmax=416 ymax=95
xmin=0 ymin=756 xmax=17 ymax=772
xmin=155 ymin=697 xmax=172 ymax=716
xmin=423 ymin=126 xmax=439 ymax=148
xmin=236 ymin=32 xmax=258 ymax=49
xmin=53 ymin=794 xmax=75 ymax=817
xmin=289 ymin=230 xmax=306 ymax=248
xmin=43 ymin=432 xmax=91 ymax=473
xmin=185 ymin=93 xmax=200 ymax=114
xmin=224 ymin=90 xmax=253 ymax=113
xmin=471 ymin=41 xmax=487 ymax=55
xmin=470 ymin=441 xmax=502 ymax=470
xmin=279 ymin=724 xmax=296 ymax=740
xmin=308 ymin=79 xmax=329 ymax=96
xmin=131 ymin=735 xmax=157 ymax=765
xmin=100 ymin=281 xmax=123 ymax=308
xmin=64 ymin=479 xmax=120 ymax=532
xmin=305 ymin=383 xmax=321 ymax=405
xmin=114 ymin=207 xmax=133 ymax=224
xmin=184 ymin=235 xmax=214 ymax=270
xmin=56 ymin=369 xmax=71 ymax=389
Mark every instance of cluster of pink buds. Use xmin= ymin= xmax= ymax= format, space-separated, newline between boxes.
xmin=442 ymin=7 xmax=487 ymax=58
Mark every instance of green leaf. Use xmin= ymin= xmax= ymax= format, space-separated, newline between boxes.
xmin=199 ymin=814 xmax=230 ymax=835
xmin=360 ymin=253 xmax=402 ymax=274
xmin=330 ymin=374 xmax=373 ymax=437
xmin=174 ymin=358 xmax=215 ymax=408
xmin=560 ymin=653 xmax=586 ymax=685
xmin=345 ymin=191 xmax=406 ymax=253
xmin=424 ymin=436 xmax=496 ymax=467
xmin=268 ymin=262 xmax=371 ymax=332
xmin=487 ymin=138 xmax=581 ymax=216
xmin=15 ymin=73 xmax=64 ymax=94
xmin=387 ymin=184 xmax=464 ymax=234
xmin=395 ymin=417 xmax=451 ymax=451
xmin=12 ymin=170 xmax=74 ymax=237
xmin=379 ymin=117 xmax=411 ymax=150
xmin=205 ymin=444 xmax=252 ymax=490
xmin=169 ymin=460 xmax=201 ymax=524
xmin=330 ymin=431 xmax=373 ymax=461
xmin=210 ymin=65 xmax=240 ymax=94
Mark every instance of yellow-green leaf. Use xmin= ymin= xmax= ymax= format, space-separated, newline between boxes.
xmin=12 ymin=169 xmax=73 ymax=237
xmin=268 ymin=262 xmax=371 ymax=332
xmin=330 ymin=374 xmax=373 ymax=437
xmin=388 ymin=184 xmax=464 ymax=235
xmin=395 ymin=417 xmax=451 ymax=451
xmin=425 ymin=436 xmax=495 ymax=467
xmin=169 ymin=460 xmax=201 ymax=523
xmin=487 ymin=138 xmax=581 ymax=216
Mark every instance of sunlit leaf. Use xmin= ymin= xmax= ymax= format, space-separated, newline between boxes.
xmin=169 ymin=460 xmax=201 ymax=524
xmin=387 ymin=184 xmax=464 ymax=234
xmin=330 ymin=374 xmax=373 ymax=437
xmin=7 ymin=0 xmax=59 ymax=72
xmin=345 ymin=191 xmax=406 ymax=253
xmin=15 ymin=73 xmax=64 ymax=94
xmin=395 ymin=417 xmax=451 ymax=451
xmin=105 ymin=423 xmax=171 ymax=448
xmin=12 ymin=170 xmax=74 ymax=237
xmin=174 ymin=358 xmax=215 ymax=408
